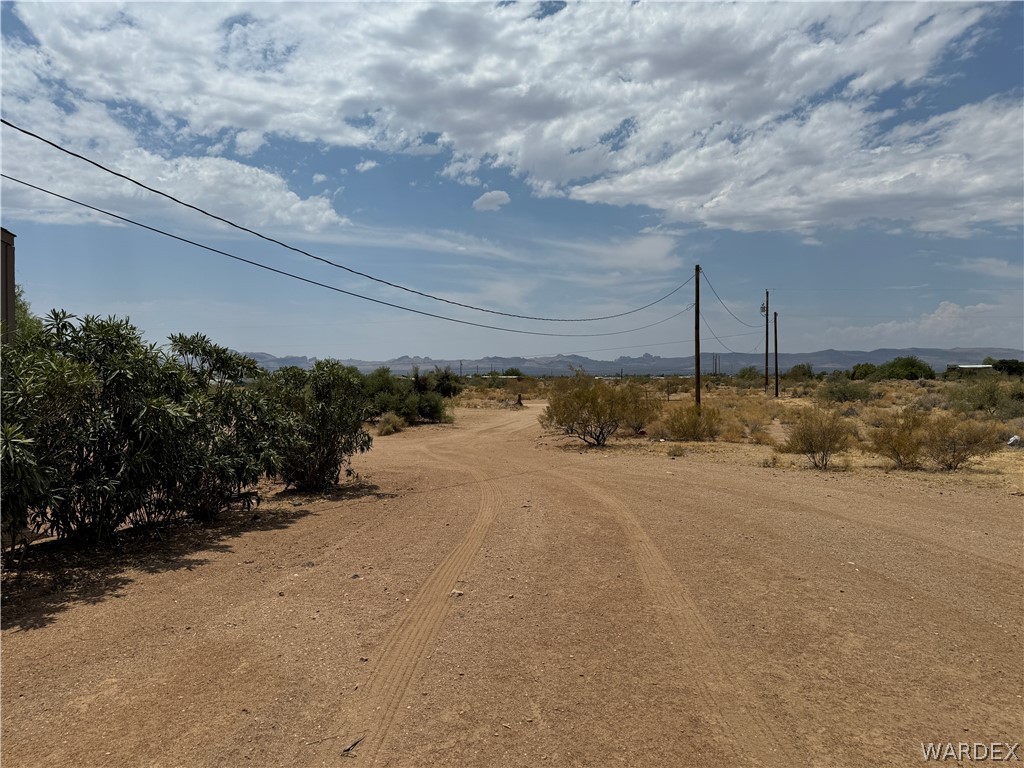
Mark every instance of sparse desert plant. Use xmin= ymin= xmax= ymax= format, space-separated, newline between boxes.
xmin=663 ymin=404 xmax=722 ymax=441
xmin=376 ymin=411 xmax=407 ymax=436
xmin=784 ymin=363 xmax=815 ymax=382
xmin=666 ymin=444 xmax=687 ymax=457
xmin=818 ymin=375 xmax=873 ymax=404
xmin=618 ymin=380 xmax=663 ymax=434
xmin=540 ymin=370 xmax=623 ymax=446
xmin=780 ymin=405 xmax=850 ymax=469
xmin=922 ymin=414 xmax=1000 ymax=470
xmin=867 ymin=409 xmax=927 ymax=469
xmin=733 ymin=365 xmax=762 ymax=388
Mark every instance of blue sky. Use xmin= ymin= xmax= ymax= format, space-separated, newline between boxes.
xmin=1 ymin=1 xmax=1022 ymax=362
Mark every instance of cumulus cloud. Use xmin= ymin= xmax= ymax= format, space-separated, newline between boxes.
xmin=821 ymin=299 xmax=1017 ymax=350
xmin=2 ymin=2 xmax=1019 ymax=239
xmin=312 ymin=173 xmax=327 ymax=184
xmin=472 ymin=190 xmax=510 ymax=212
xmin=355 ymin=160 xmax=379 ymax=173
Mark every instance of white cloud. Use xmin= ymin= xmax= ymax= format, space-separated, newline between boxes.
xmin=472 ymin=190 xmax=510 ymax=212
xmin=312 ymin=173 xmax=327 ymax=184
xmin=355 ymin=160 xmax=379 ymax=173
xmin=234 ymin=129 xmax=264 ymax=156
xmin=821 ymin=299 xmax=1017 ymax=350
xmin=0 ymin=106 xmax=350 ymax=235
xmin=2 ymin=2 xmax=1018 ymax=239
xmin=950 ymin=257 xmax=1024 ymax=281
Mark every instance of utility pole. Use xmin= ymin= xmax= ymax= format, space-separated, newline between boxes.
xmin=763 ymin=289 xmax=770 ymax=393
xmin=774 ymin=311 xmax=779 ymax=398
xmin=694 ymin=264 xmax=701 ymax=407
xmin=1 ymin=228 xmax=15 ymax=344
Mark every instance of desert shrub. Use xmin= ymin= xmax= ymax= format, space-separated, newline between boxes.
xmin=618 ymin=380 xmax=663 ymax=434
xmin=540 ymin=370 xmax=623 ymax=446
xmin=666 ymin=444 xmax=687 ymax=458
xmin=874 ymin=356 xmax=936 ymax=381
xmin=364 ymin=365 xmax=460 ymax=423
xmin=950 ymin=378 xmax=1024 ymax=420
xmin=733 ymin=365 xmax=762 ymax=388
xmin=416 ymin=390 xmax=452 ymax=423
xmin=850 ymin=362 xmax=878 ymax=380
xmin=923 ymin=414 xmax=1000 ymax=470
xmin=950 ymin=377 xmax=1002 ymax=416
xmin=867 ymin=409 xmax=927 ymax=469
xmin=376 ymin=412 xmax=406 ymax=436
xmin=914 ymin=391 xmax=947 ymax=412
xmin=663 ymin=404 xmax=722 ymax=441
xmin=780 ymin=406 xmax=850 ymax=469
xmin=263 ymin=361 xmax=372 ymax=491
xmin=661 ymin=376 xmax=691 ymax=397
xmin=818 ymin=374 xmax=873 ymax=404
xmin=364 ymin=366 xmax=406 ymax=420
xmin=784 ymin=363 xmax=815 ymax=382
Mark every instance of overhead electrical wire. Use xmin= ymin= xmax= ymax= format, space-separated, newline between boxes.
xmin=2 ymin=118 xmax=692 ymax=322
xmin=699 ymin=311 xmax=761 ymax=354
xmin=2 ymin=173 xmax=693 ymax=339
xmin=699 ymin=268 xmax=762 ymax=328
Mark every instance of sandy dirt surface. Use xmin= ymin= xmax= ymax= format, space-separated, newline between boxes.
xmin=3 ymin=405 xmax=1022 ymax=767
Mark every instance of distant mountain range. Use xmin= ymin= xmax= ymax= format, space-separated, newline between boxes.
xmin=241 ymin=347 xmax=1024 ymax=376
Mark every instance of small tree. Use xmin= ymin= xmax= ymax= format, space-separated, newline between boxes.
xmin=540 ymin=370 xmax=622 ymax=446
xmin=780 ymin=406 xmax=850 ymax=469
xmin=876 ymin=356 xmax=936 ymax=381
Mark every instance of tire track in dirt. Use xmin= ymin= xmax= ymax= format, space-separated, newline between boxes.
xmin=549 ymin=469 xmax=792 ymax=768
xmin=315 ymin=452 xmax=505 ymax=766
xmin=597 ymin=464 xmax=1018 ymax=574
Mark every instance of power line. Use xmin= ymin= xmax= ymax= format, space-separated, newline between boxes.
xmin=2 ymin=118 xmax=692 ymax=322
xmin=699 ymin=311 xmax=761 ymax=353
xmin=699 ymin=268 xmax=761 ymax=328
xmin=2 ymin=173 xmax=693 ymax=339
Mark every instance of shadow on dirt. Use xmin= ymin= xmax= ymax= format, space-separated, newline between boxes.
xmin=1 ymin=480 xmax=386 ymax=633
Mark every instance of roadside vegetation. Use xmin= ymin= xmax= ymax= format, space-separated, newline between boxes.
xmin=0 ymin=297 xmax=462 ymax=554
xmin=531 ymin=356 xmax=1019 ymax=474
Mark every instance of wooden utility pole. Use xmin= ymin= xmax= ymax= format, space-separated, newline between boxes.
xmin=1 ymin=228 xmax=15 ymax=344
xmin=774 ymin=311 xmax=779 ymax=398
xmin=763 ymin=289 xmax=770 ymax=393
xmin=694 ymin=264 xmax=701 ymax=407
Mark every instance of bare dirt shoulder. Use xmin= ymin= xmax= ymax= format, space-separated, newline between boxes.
xmin=2 ymin=406 xmax=1021 ymax=768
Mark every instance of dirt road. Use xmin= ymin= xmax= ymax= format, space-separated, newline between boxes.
xmin=3 ymin=405 xmax=1021 ymax=767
